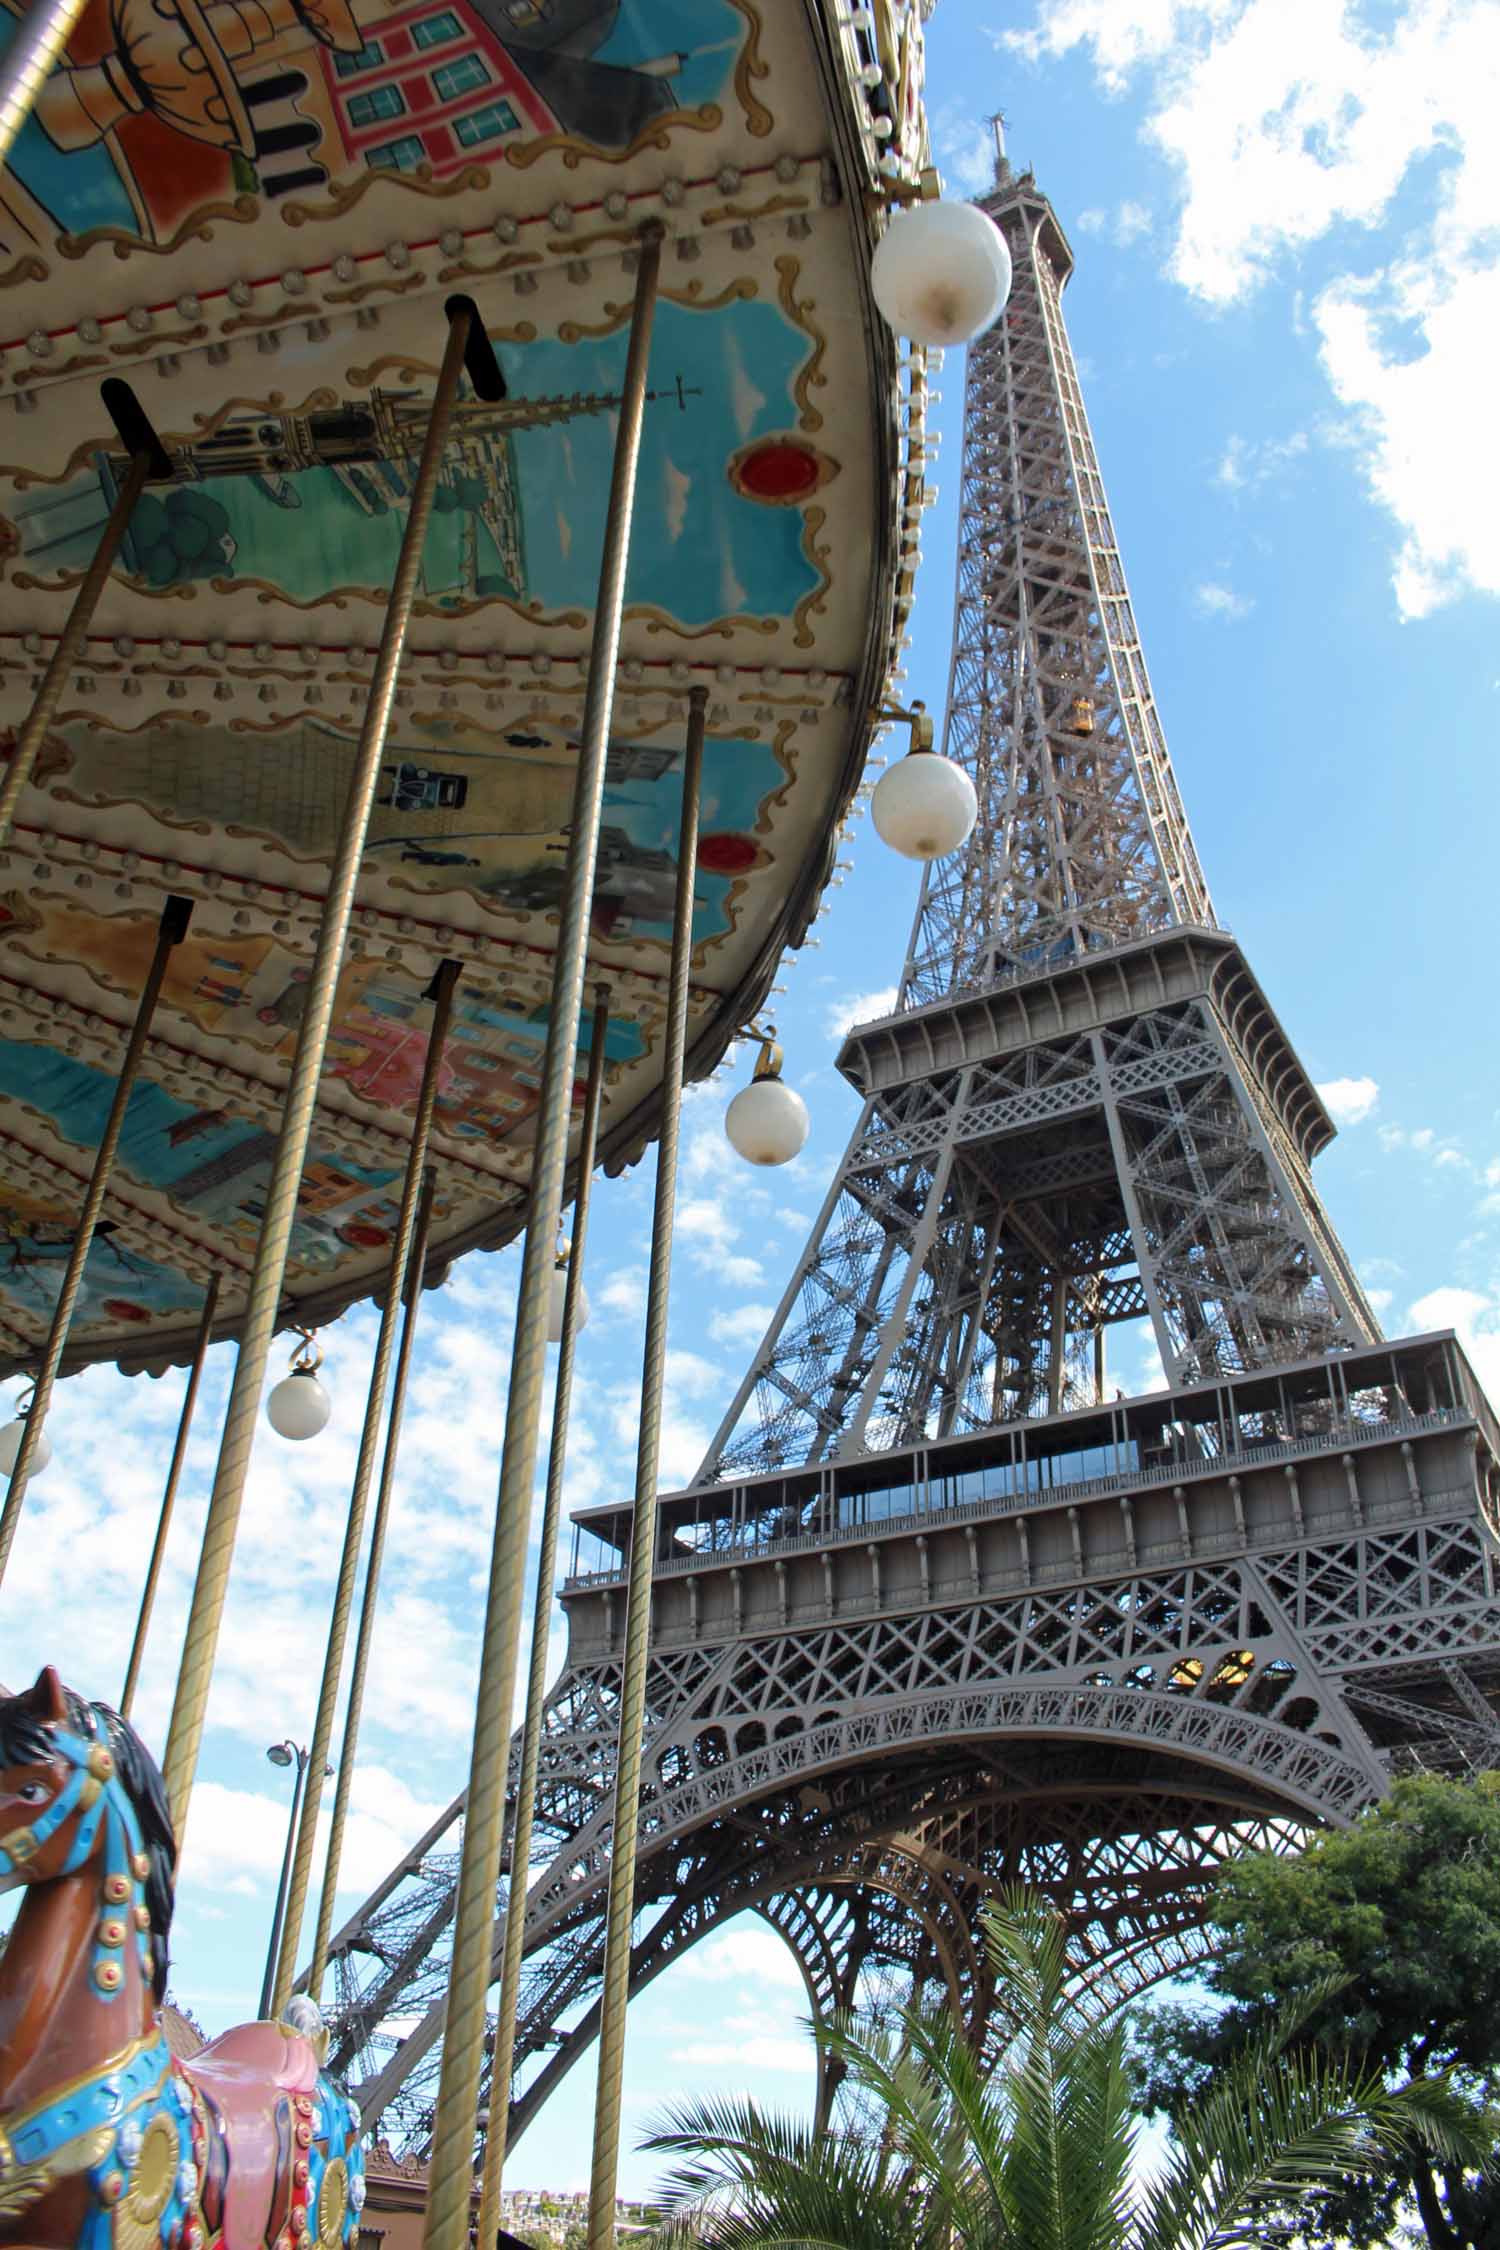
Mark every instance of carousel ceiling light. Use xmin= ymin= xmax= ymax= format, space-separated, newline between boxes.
xmin=0 ymin=1397 xmax=50 ymax=1478
xmin=547 ymin=1242 xmax=589 ymax=1343
xmin=266 ymin=1332 xmax=331 ymax=1442
xmin=725 ymin=1030 xmax=810 ymax=1168
xmin=871 ymin=199 xmax=1011 ymax=346
xmin=871 ymin=703 xmax=977 ymax=862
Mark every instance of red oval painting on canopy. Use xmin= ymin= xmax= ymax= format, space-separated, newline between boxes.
xmin=101 ymin=1299 xmax=152 ymax=1323
xmin=698 ymin=832 xmax=761 ymax=876
xmin=340 ymin=1221 xmax=391 ymax=1251
xmin=728 ymin=435 xmax=838 ymax=507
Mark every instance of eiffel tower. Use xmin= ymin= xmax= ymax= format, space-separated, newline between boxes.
xmin=318 ymin=145 xmax=1500 ymax=2151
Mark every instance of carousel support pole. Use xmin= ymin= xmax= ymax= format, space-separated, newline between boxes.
xmin=161 ymin=306 xmax=474 ymax=1838
xmin=586 ymin=686 xmax=706 ymax=2250
xmin=0 ymin=890 xmax=192 ymax=1586
xmin=120 ymin=1271 xmax=223 ymax=1719
xmin=307 ymin=1164 xmax=438 ymax=2000
xmin=474 ymin=988 xmax=611 ymax=2234
xmin=270 ymin=959 xmax=462 ymax=2016
xmin=0 ymin=0 xmax=91 ymax=166
xmin=0 ymin=449 xmax=151 ymax=849
xmin=420 ymin=220 xmax=663 ymax=2250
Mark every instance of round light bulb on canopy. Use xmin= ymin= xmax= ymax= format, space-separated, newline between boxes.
xmin=870 ymin=198 xmax=1012 ymax=347
xmin=547 ymin=1249 xmax=589 ymax=1344
xmin=725 ymin=1034 xmax=810 ymax=1167
xmin=266 ymin=1331 xmax=331 ymax=1442
xmin=0 ymin=1406 xmax=50 ymax=1478
xmin=871 ymin=744 xmax=977 ymax=861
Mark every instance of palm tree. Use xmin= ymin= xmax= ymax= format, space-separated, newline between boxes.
xmin=644 ymin=1888 xmax=1486 ymax=2250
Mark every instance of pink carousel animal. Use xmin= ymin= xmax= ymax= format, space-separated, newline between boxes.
xmin=0 ymin=1670 xmax=365 ymax=2250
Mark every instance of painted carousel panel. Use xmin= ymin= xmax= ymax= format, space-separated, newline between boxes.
xmin=0 ymin=0 xmax=753 ymax=256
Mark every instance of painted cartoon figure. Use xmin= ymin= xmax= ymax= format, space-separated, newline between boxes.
xmin=0 ymin=1670 xmax=365 ymax=2250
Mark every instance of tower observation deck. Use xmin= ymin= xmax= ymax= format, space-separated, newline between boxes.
xmin=315 ymin=148 xmax=1500 ymax=2156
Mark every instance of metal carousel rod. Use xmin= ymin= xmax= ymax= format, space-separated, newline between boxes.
xmin=161 ymin=305 xmax=475 ymax=1838
xmin=475 ymin=985 xmax=611 ymax=2243
xmin=0 ymin=445 xmax=154 ymax=850
xmin=270 ymin=959 xmax=462 ymax=2018
xmin=120 ymin=1270 xmax=223 ymax=1720
xmin=420 ymin=219 xmax=664 ymax=2250
xmin=0 ymin=0 xmax=91 ymax=166
xmin=0 ymin=890 xmax=192 ymax=1587
xmin=307 ymin=1162 xmax=439 ymax=2000
xmin=586 ymin=684 xmax=705 ymax=2250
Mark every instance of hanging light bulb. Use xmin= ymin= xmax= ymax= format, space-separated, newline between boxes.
xmin=725 ymin=1030 xmax=810 ymax=1167
xmin=266 ymin=1331 xmax=331 ymax=1441
xmin=870 ymin=701 xmax=977 ymax=861
xmin=870 ymin=198 xmax=1012 ymax=346
xmin=0 ymin=1392 xmax=51 ymax=1478
xmin=547 ymin=1239 xmax=590 ymax=1343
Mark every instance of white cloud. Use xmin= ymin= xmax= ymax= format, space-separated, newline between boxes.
xmin=1316 ymin=1074 xmax=1379 ymax=1126
xmin=596 ymin=1266 xmax=647 ymax=1320
xmin=824 ymin=986 xmax=898 ymax=1042
xmin=1001 ymin=0 xmax=1500 ymax=616
xmin=1216 ymin=429 xmax=1309 ymax=491
xmin=930 ymin=98 xmax=999 ymax=195
xmin=1407 ymin=1283 xmax=1500 ymax=1401
xmin=708 ymin=1302 xmax=775 ymax=1347
xmin=1193 ymin=580 xmax=1253 ymax=620
xmin=1075 ymin=201 xmax=1152 ymax=245
xmin=677 ymin=1926 xmax=805 ymax=1992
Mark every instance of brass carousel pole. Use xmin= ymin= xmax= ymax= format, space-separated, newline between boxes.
xmin=161 ymin=305 xmax=474 ymax=1838
xmin=270 ymin=960 xmax=461 ymax=2017
xmin=474 ymin=987 xmax=610 ymax=2239
xmin=120 ymin=1270 xmax=223 ymax=1720
xmin=586 ymin=686 xmax=705 ymax=2250
xmin=306 ymin=1164 xmax=438 ymax=2000
xmin=0 ymin=451 xmax=150 ymax=849
xmin=0 ymin=0 xmax=92 ymax=166
xmin=420 ymin=220 xmax=663 ymax=2250
xmin=0 ymin=890 xmax=191 ymax=1586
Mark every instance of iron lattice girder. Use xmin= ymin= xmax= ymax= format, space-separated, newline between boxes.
xmin=326 ymin=1383 xmax=1500 ymax=2149
xmin=702 ymin=937 xmax=1375 ymax=1472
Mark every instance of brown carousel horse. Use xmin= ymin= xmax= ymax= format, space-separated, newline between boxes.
xmin=0 ymin=1671 xmax=365 ymax=2250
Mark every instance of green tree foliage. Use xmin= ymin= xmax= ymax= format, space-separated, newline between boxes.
xmin=1132 ymin=1771 xmax=1500 ymax=2248
xmin=643 ymin=1887 xmax=1481 ymax=2250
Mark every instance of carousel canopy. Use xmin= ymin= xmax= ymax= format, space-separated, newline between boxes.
xmin=0 ymin=0 xmax=934 ymax=1375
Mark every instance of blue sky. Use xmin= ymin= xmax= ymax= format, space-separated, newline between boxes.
xmin=5 ymin=0 xmax=1500 ymax=2203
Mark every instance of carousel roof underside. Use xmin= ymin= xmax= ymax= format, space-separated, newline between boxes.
xmin=0 ymin=0 xmax=932 ymax=1376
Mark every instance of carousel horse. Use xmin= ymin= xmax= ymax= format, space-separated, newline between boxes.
xmin=0 ymin=1671 xmax=365 ymax=2250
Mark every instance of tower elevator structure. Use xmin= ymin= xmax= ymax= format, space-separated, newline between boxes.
xmin=316 ymin=147 xmax=1500 ymax=2153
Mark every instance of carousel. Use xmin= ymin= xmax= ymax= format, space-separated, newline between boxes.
xmin=0 ymin=0 xmax=1011 ymax=2243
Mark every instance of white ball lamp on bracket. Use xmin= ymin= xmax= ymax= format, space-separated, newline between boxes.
xmin=725 ymin=1026 xmax=810 ymax=1168
xmin=547 ymin=1236 xmax=590 ymax=1344
xmin=0 ymin=1389 xmax=51 ymax=1478
xmin=870 ymin=700 xmax=978 ymax=862
xmin=870 ymin=185 xmax=1012 ymax=348
xmin=266 ymin=1329 xmax=332 ymax=1441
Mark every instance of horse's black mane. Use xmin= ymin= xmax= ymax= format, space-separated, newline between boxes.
xmin=0 ymin=1682 xmax=176 ymax=2003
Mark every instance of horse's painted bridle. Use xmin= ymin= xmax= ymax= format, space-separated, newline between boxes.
xmin=0 ymin=1702 xmax=154 ymax=1997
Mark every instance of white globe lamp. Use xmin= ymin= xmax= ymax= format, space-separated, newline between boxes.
xmin=547 ymin=1251 xmax=590 ymax=1344
xmin=266 ymin=1335 xmax=331 ymax=1441
xmin=870 ymin=199 xmax=1012 ymax=346
xmin=871 ymin=744 xmax=977 ymax=861
xmin=726 ymin=1041 xmax=810 ymax=1168
xmin=0 ymin=1411 xmax=50 ymax=1477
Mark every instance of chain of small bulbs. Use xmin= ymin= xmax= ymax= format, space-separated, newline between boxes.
xmin=721 ymin=166 xmax=1011 ymax=1173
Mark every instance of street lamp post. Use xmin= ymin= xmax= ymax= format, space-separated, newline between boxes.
xmin=260 ymin=1741 xmax=331 ymax=2019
